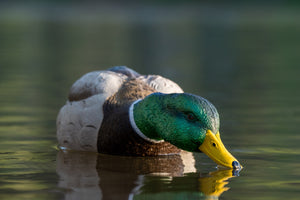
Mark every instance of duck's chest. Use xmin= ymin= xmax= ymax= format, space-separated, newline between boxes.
xmin=97 ymin=100 xmax=181 ymax=156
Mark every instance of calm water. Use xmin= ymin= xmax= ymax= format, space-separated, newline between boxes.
xmin=0 ymin=3 xmax=300 ymax=200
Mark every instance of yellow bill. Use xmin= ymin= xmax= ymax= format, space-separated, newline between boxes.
xmin=199 ymin=130 xmax=242 ymax=169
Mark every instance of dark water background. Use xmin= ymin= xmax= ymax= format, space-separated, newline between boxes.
xmin=0 ymin=2 xmax=300 ymax=200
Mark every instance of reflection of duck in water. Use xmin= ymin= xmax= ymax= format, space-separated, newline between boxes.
xmin=57 ymin=66 xmax=241 ymax=169
xmin=56 ymin=151 xmax=238 ymax=200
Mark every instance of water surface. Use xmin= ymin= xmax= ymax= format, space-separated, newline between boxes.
xmin=0 ymin=3 xmax=300 ymax=200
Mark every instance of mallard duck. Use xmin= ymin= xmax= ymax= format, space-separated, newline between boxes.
xmin=57 ymin=66 xmax=241 ymax=169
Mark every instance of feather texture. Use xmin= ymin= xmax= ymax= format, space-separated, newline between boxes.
xmin=57 ymin=66 xmax=184 ymax=153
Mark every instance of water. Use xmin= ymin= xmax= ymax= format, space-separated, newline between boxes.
xmin=1 ymin=2 xmax=300 ymax=200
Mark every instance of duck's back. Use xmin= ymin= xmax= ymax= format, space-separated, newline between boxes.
xmin=56 ymin=66 xmax=183 ymax=153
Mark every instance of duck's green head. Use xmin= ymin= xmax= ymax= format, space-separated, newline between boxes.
xmin=133 ymin=93 xmax=241 ymax=169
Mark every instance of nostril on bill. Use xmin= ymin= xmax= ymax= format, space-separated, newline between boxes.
xmin=232 ymin=161 xmax=241 ymax=169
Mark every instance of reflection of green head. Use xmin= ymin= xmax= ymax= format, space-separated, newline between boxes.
xmin=133 ymin=93 xmax=220 ymax=152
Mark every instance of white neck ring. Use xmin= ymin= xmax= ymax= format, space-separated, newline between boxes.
xmin=129 ymin=99 xmax=164 ymax=143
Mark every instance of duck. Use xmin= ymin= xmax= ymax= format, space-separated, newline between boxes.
xmin=57 ymin=66 xmax=241 ymax=169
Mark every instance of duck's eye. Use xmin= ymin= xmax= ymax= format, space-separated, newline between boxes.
xmin=185 ymin=113 xmax=196 ymax=122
